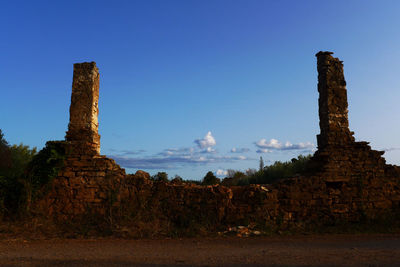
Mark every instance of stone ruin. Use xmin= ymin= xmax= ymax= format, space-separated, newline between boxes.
xmin=65 ymin=62 xmax=101 ymax=155
xmin=37 ymin=62 xmax=126 ymax=217
xmin=35 ymin=52 xmax=400 ymax=233
xmin=309 ymin=51 xmax=398 ymax=183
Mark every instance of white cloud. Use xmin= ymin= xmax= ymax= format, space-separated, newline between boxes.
xmin=255 ymin=138 xmax=282 ymax=149
xmin=255 ymin=138 xmax=314 ymax=151
xmin=203 ymin=147 xmax=216 ymax=153
xmin=194 ymin=131 xmax=216 ymax=149
xmin=108 ymin=131 xmax=254 ymax=170
xmin=256 ymin=148 xmax=271 ymax=153
xmin=230 ymin=147 xmax=250 ymax=153
xmin=159 ymin=147 xmax=194 ymax=157
xmin=109 ymin=149 xmax=250 ymax=170
xmin=215 ymin=169 xmax=228 ymax=177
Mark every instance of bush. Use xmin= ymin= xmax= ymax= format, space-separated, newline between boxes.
xmin=202 ymin=171 xmax=220 ymax=185
xmin=0 ymin=131 xmax=38 ymax=217
xmin=171 ymin=175 xmax=183 ymax=184
xmin=184 ymin=179 xmax=202 ymax=185
xmin=23 ymin=141 xmax=66 ymax=208
xmin=248 ymin=154 xmax=312 ymax=184
xmin=0 ymin=134 xmax=66 ymax=218
xmin=222 ymin=171 xmax=248 ymax=186
xmin=152 ymin=172 xmax=169 ymax=182
xmin=220 ymin=154 xmax=312 ymax=186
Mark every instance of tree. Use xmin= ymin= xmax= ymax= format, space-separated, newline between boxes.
xmin=245 ymin=168 xmax=257 ymax=176
xmin=0 ymin=133 xmax=38 ymax=216
xmin=152 ymin=172 xmax=169 ymax=182
xmin=0 ymin=129 xmax=8 ymax=147
xmin=171 ymin=175 xmax=183 ymax=184
xmin=23 ymin=141 xmax=65 ymax=210
xmin=0 ymin=129 xmax=11 ymax=171
xmin=247 ymin=154 xmax=312 ymax=185
xmin=202 ymin=171 xmax=220 ymax=185
xmin=8 ymin=144 xmax=37 ymax=179
xmin=226 ymin=169 xmax=237 ymax=178
xmin=259 ymin=156 xmax=264 ymax=172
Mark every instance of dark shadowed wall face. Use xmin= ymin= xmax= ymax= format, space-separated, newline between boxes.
xmin=316 ymin=51 xmax=354 ymax=150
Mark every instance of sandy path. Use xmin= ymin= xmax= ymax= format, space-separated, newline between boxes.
xmin=0 ymin=234 xmax=399 ymax=266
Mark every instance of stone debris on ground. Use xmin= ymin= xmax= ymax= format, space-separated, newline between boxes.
xmin=219 ymin=225 xmax=263 ymax=237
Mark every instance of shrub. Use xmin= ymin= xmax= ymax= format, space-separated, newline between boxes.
xmin=152 ymin=172 xmax=169 ymax=182
xmin=171 ymin=175 xmax=183 ymax=184
xmin=23 ymin=141 xmax=66 ymax=209
xmin=0 ymin=131 xmax=38 ymax=217
xmin=220 ymin=154 xmax=312 ymax=186
xmin=202 ymin=171 xmax=220 ymax=185
xmin=248 ymin=154 xmax=312 ymax=184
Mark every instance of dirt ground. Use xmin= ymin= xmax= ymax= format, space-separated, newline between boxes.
xmin=0 ymin=234 xmax=399 ymax=266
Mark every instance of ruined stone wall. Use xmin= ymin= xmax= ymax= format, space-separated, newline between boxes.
xmin=310 ymin=52 xmax=400 ymax=183
xmin=316 ymin=51 xmax=354 ymax=149
xmin=36 ymin=54 xmax=400 ymax=234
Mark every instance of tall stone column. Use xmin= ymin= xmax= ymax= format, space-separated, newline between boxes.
xmin=65 ymin=62 xmax=100 ymax=155
xmin=315 ymin=51 xmax=354 ymax=150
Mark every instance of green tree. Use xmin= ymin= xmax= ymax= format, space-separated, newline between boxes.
xmin=23 ymin=141 xmax=65 ymax=209
xmin=248 ymin=154 xmax=312 ymax=184
xmin=7 ymin=144 xmax=37 ymax=179
xmin=259 ymin=156 xmax=264 ymax=172
xmin=0 ymin=134 xmax=37 ymax=216
xmin=171 ymin=175 xmax=183 ymax=184
xmin=0 ymin=129 xmax=8 ymax=147
xmin=0 ymin=129 xmax=11 ymax=171
xmin=152 ymin=172 xmax=169 ymax=182
xmin=202 ymin=171 xmax=220 ymax=185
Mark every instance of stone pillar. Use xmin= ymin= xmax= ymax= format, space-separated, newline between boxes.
xmin=65 ymin=62 xmax=100 ymax=155
xmin=315 ymin=51 xmax=354 ymax=149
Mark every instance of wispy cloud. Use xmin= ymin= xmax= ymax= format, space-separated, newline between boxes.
xmin=256 ymin=148 xmax=272 ymax=154
xmin=255 ymin=138 xmax=314 ymax=151
xmin=109 ymin=154 xmax=248 ymax=170
xmin=158 ymin=147 xmax=194 ymax=156
xmin=231 ymin=147 xmax=250 ymax=153
xmin=107 ymin=148 xmax=146 ymax=155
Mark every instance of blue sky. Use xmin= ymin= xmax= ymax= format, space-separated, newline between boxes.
xmin=1 ymin=0 xmax=400 ymax=180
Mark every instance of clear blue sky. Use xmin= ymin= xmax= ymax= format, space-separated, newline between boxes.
xmin=1 ymin=0 xmax=400 ymax=180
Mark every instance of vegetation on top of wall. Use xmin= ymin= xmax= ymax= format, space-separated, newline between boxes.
xmin=201 ymin=171 xmax=220 ymax=185
xmin=221 ymin=154 xmax=312 ymax=186
xmin=151 ymin=172 xmax=169 ymax=182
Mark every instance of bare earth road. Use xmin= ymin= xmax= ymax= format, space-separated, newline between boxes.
xmin=0 ymin=234 xmax=399 ymax=267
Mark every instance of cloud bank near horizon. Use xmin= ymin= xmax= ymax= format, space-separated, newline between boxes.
xmin=254 ymin=138 xmax=315 ymax=153
xmin=107 ymin=133 xmax=315 ymax=171
xmin=109 ymin=131 xmax=249 ymax=170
